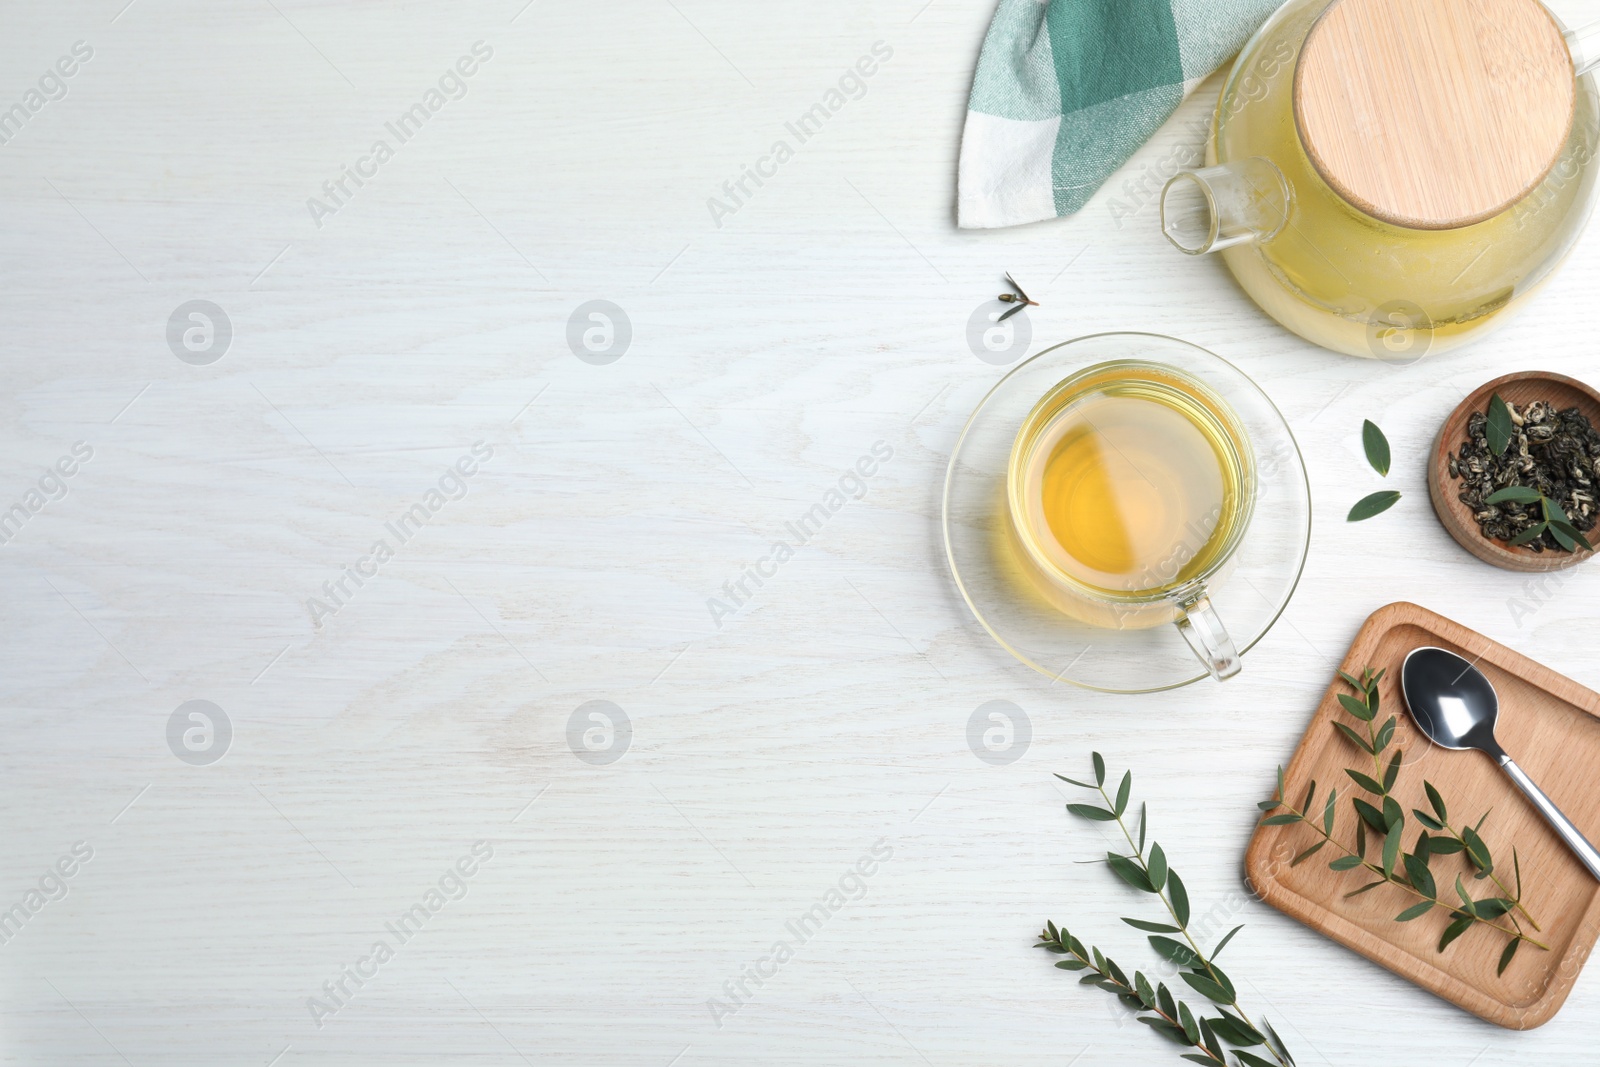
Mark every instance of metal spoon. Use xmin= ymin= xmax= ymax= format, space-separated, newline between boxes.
xmin=1400 ymin=646 xmax=1600 ymax=881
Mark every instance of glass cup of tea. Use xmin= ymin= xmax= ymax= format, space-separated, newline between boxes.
xmin=1005 ymin=360 xmax=1257 ymax=679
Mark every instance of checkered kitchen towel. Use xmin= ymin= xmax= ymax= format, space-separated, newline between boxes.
xmin=957 ymin=0 xmax=1282 ymax=228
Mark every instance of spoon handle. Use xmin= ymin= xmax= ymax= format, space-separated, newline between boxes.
xmin=1499 ymin=756 xmax=1600 ymax=882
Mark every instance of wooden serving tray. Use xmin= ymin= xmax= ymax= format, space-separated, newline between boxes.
xmin=1245 ymin=602 xmax=1600 ymax=1029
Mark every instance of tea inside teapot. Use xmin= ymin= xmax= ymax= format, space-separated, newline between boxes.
xmin=1161 ymin=0 xmax=1600 ymax=359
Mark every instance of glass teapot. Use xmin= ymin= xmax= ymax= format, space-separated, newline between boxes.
xmin=1161 ymin=0 xmax=1600 ymax=359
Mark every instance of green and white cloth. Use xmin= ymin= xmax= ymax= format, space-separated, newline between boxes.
xmin=957 ymin=0 xmax=1282 ymax=228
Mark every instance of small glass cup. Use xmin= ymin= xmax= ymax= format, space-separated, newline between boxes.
xmin=1004 ymin=360 xmax=1258 ymax=680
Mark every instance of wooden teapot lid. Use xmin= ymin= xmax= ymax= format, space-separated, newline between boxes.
xmin=1294 ymin=0 xmax=1575 ymax=229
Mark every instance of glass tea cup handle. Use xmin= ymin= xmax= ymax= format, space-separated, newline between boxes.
xmin=1172 ymin=583 xmax=1241 ymax=681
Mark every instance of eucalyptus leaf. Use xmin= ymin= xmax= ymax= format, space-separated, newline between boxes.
xmin=1207 ymin=1013 xmax=1263 ymax=1046
xmin=1473 ymin=898 xmax=1513 ymax=920
xmin=1137 ymin=1016 xmax=1189 ymax=1043
xmin=1147 ymin=842 xmax=1168 ymax=892
xmin=1329 ymin=854 xmax=1363 ymax=871
xmin=1344 ymin=880 xmax=1386 ymax=898
xmin=1053 ymin=773 xmax=1096 ymax=789
xmin=1424 ymin=780 xmax=1447 ymax=822
xmin=1211 ymin=924 xmax=1244 ymax=959
xmin=1508 ymin=522 xmax=1549 ymax=547
xmin=1134 ymin=970 xmax=1157 ymax=1009
xmin=1107 ymin=852 xmax=1156 ymax=892
xmin=1382 ymin=749 xmax=1402 ymax=793
xmin=1334 ymin=721 xmax=1374 ymax=755
xmin=1261 ymin=813 xmax=1303 ymax=826
xmin=1375 ymin=716 xmax=1397 ymax=752
xmin=1122 ymin=917 xmax=1182 ymax=933
xmin=1148 ymin=935 xmax=1200 ymax=967
xmin=1338 ymin=693 xmax=1375 ymax=722
xmin=1363 ymin=419 xmax=1391 ymax=476
xmin=1178 ymin=971 xmax=1232 ymax=1005
xmin=1345 ymin=769 xmax=1384 ymax=795
xmin=1323 ymin=789 xmax=1338 ymax=836
xmin=1548 ymin=521 xmax=1579 ymax=552
xmin=1114 ymin=770 xmax=1132 ymax=816
xmin=1413 ymin=810 xmax=1444 ymax=831
xmin=1168 ymin=870 xmax=1190 ymax=928
xmin=1396 ymin=901 xmax=1434 ymax=922
xmin=1235 ymin=1051 xmax=1282 ymax=1067
xmin=1498 ymin=937 xmax=1521 ymax=976
xmin=1263 ymin=1018 xmax=1296 ymax=1067
xmin=1403 ymin=853 xmax=1436 ymax=898
xmin=1291 ymin=840 xmax=1326 ymax=867
xmin=1549 ymin=517 xmax=1594 ymax=553
xmin=1438 ymin=914 xmax=1473 ymax=952
xmin=1091 ymin=751 xmax=1105 ymax=787
xmin=1177 ymin=1000 xmax=1201 ymax=1044
xmin=1200 ymin=1018 xmax=1224 ymax=1063
xmin=1067 ymin=803 xmax=1117 ymax=822
xmin=1485 ymin=485 xmax=1542 ymax=504
xmin=1348 ymin=490 xmax=1401 ymax=522
xmin=1200 ymin=963 xmax=1236 ymax=1001
xmin=1454 ymin=874 xmax=1478 ymax=916
xmin=1352 ymin=798 xmax=1388 ymax=834
xmin=1486 ymin=393 xmax=1514 ymax=456
xmin=1381 ymin=795 xmax=1403 ymax=828
xmin=1382 ymin=823 xmax=1403 ymax=876
xmin=1462 ymin=825 xmax=1494 ymax=875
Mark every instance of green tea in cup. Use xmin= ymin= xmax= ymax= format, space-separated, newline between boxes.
xmin=1006 ymin=361 xmax=1255 ymax=675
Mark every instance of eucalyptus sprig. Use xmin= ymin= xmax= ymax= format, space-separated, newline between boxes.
xmin=1484 ymin=485 xmax=1595 ymax=552
xmin=1039 ymin=755 xmax=1297 ymax=1067
xmin=1260 ymin=667 xmax=1548 ymax=974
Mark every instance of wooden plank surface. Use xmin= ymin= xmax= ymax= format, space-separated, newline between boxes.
xmin=3 ymin=0 xmax=1600 ymax=1064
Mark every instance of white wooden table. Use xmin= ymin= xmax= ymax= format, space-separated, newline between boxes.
xmin=4 ymin=1 xmax=1600 ymax=1063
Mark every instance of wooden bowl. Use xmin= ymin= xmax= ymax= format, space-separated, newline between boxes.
xmin=1429 ymin=371 xmax=1600 ymax=572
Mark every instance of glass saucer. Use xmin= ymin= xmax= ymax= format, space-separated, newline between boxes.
xmin=942 ymin=332 xmax=1311 ymax=693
